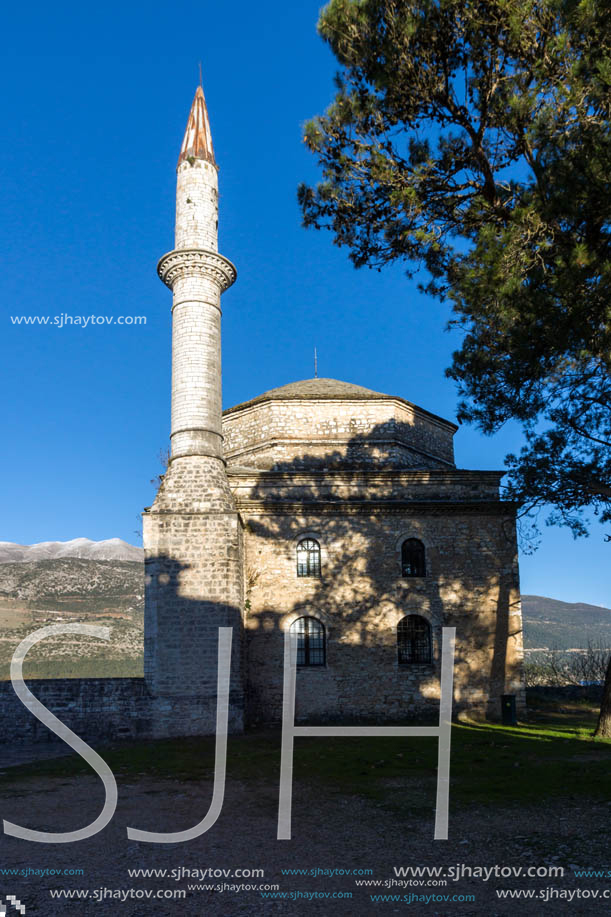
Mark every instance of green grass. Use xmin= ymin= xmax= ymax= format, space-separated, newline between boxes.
xmin=2 ymin=695 xmax=609 ymax=816
xmin=0 ymin=658 xmax=144 ymax=680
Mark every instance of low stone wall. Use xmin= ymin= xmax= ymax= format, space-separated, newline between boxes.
xmin=0 ymin=678 xmax=246 ymax=746
xmin=0 ymin=678 xmax=153 ymax=746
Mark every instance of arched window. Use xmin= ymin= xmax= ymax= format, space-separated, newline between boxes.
xmin=397 ymin=615 xmax=432 ymax=665
xmin=401 ymin=538 xmax=426 ymax=577
xmin=296 ymin=538 xmax=321 ymax=578
xmin=290 ymin=616 xmax=325 ymax=666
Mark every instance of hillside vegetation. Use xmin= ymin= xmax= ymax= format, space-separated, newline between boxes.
xmin=521 ymin=595 xmax=611 ymax=651
xmin=0 ymin=560 xmax=609 ymax=678
xmin=0 ymin=559 xmax=143 ymax=679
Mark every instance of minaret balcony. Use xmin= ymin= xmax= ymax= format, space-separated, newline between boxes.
xmin=157 ymin=248 xmax=237 ymax=292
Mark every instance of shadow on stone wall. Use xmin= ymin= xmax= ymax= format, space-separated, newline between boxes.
xmin=144 ymin=555 xmax=244 ymax=736
xmin=229 ymin=422 xmax=524 ymax=726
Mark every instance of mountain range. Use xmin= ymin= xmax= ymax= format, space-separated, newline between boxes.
xmin=0 ymin=538 xmax=143 ymax=564
xmin=0 ymin=541 xmax=144 ymax=678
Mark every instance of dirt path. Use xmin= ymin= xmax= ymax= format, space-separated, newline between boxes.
xmin=0 ymin=759 xmax=609 ymax=916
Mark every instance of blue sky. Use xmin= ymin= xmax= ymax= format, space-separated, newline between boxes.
xmin=1 ymin=0 xmax=609 ymax=606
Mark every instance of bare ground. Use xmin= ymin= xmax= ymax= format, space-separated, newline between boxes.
xmin=0 ymin=748 xmax=609 ymax=916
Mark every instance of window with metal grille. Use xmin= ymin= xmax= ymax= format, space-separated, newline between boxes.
xmin=296 ymin=538 xmax=321 ymax=578
xmin=401 ymin=538 xmax=426 ymax=577
xmin=397 ymin=615 xmax=432 ymax=665
xmin=290 ymin=616 xmax=326 ymax=666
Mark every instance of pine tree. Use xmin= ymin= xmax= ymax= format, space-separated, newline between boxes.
xmin=300 ymin=0 xmax=610 ymax=536
xmin=300 ymin=0 xmax=611 ymax=732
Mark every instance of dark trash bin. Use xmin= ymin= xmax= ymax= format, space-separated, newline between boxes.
xmin=501 ymin=694 xmax=517 ymax=726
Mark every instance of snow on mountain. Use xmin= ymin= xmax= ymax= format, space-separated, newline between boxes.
xmin=0 ymin=538 xmax=143 ymax=564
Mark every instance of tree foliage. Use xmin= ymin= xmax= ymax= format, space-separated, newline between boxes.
xmin=299 ymin=0 xmax=611 ymax=536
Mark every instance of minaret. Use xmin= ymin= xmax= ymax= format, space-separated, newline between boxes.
xmin=161 ymin=84 xmax=236 ymax=460
xmin=143 ymin=85 xmax=244 ymax=736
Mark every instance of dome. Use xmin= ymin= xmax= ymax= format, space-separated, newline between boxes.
xmin=224 ymin=378 xmax=453 ymax=428
xmin=224 ymin=377 xmax=393 ymax=414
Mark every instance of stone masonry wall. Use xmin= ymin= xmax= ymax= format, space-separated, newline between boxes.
xmin=240 ymin=499 xmax=525 ymax=725
xmin=0 ymin=678 xmax=153 ymax=746
xmin=0 ymin=678 xmax=224 ymax=747
xmin=230 ymin=469 xmax=503 ymax=504
xmin=143 ymin=455 xmax=245 ymax=736
xmin=223 ymin=399 xmax=456 ymax=469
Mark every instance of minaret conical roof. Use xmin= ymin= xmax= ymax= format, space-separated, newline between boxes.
xmin=178 ymin=85 xmax=216 ymax=167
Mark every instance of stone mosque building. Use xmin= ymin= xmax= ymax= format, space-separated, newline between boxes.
xmin=142 ymin=85 xmax=526 ymax=737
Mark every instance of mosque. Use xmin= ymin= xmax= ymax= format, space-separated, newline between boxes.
xmin=142 ymin=85 xmax=526 ymax=735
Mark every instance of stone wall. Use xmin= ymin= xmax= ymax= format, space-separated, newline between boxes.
xmin=223 ymin=398 xmax=457 ymax=470
xmin=0 ymin=678 xmax=152 ymax=746
xmin=239 ymin=492 xmax=525 ymax=725
xmin=229 ymin=469 xmax=503 ymax=504
xmin=143 ymin=455 xmax=245 ymax=736
xmin=0 ymin=677 xmax=245 ymax=746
